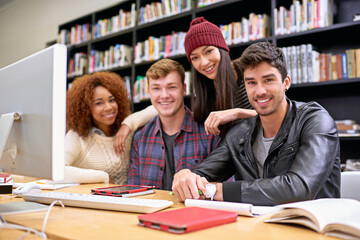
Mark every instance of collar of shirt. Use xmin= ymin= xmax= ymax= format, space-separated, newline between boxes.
xmin=89 ymin=127 xmax=106 ymax=137
xmin=153 ymin=106 xmax=194 ymax=136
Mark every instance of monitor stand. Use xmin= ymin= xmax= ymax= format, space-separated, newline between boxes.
xmin=0 ymin=112 xmax=20 ymax=167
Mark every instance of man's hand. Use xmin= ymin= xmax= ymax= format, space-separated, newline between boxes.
xmin=113 ymin=124 xmax=132 ymax=155
xmin=172 ymin=169 xmax=208 ymax=202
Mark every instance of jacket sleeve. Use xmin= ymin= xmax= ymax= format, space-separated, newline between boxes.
xmin=223 ymin=109 xmax=340 ymax=205
xmin=193 ymin=139 xmax=236 ymax=182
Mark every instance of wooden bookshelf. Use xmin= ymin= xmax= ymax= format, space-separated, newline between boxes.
xmin=59 ymin=0 xmax=360 ymax=161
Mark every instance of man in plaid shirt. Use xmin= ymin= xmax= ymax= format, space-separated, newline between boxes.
xmin=128 ymin=59 xmax=220 ymax=190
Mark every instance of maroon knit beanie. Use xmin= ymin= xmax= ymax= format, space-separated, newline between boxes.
xmin=185 ymin=17 xmax=229 ymax=62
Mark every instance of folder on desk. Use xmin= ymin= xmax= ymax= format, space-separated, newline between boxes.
xmin=138 ymin=206 xmax=238 ymax=234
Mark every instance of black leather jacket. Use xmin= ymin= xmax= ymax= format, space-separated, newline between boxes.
xmin=193 ymin=100 xmax=341 ymax=206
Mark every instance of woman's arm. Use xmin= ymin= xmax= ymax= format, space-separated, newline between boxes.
xmin=204 ymin=108 xmax=257 ymax=135
xmin=114 ymin=105 xmax=158 ymax=155
xmin=64 ymin=166 xmax=109 ymax=184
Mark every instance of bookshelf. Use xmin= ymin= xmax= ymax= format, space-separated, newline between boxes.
xmin=58 ymin=0 xmax=360 ymax=162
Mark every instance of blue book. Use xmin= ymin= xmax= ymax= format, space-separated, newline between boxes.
xmin=342 ymin=53 xmax=348 ymax=79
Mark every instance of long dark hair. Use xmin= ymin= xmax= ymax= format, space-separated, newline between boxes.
xmin=193 ymin=48 xmax=237 ymax=138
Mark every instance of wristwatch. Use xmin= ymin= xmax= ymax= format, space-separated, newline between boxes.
xmin=204 ymin=183 xmax=216 ymax=201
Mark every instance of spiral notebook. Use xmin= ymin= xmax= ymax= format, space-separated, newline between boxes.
xmin=138 ymin=206 xmax=238 ymax=234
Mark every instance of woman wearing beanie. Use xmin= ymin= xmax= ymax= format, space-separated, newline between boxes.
xmin=185 ymin=17 xmax=256 ymax=138
xmin=113 ymin=17 xmax=257 ymax=153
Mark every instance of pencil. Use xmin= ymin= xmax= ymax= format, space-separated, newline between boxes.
xmin=169 ymin=189 xmax=203 ymax=195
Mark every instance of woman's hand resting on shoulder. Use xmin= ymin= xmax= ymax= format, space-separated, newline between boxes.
xmin=204 ymin=108 xmax=257 ymax=135
xmin=113 ymin=124 xmax=132 ymax=155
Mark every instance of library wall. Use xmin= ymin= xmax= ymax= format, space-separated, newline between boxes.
xmin=0 ymin=0 xmax=123 ymax=69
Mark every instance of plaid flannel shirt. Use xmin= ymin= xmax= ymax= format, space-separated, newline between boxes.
xmin=128 ymin=107 xmax=220 ymax=189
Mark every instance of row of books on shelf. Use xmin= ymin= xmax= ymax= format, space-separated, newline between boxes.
xmin=88 ymin=45 xmax=132 ymax=73
xmin=58 ymin=23 xmax=91 ymax=45
xmin=133 ymin=72 xmax=191 ymax=102
xmin=67 ymin=44 xmax=132 ymax=77
xmin=67 ymin=75 xmax=132 ymax=102
xmin=197 ymin=0 xmax=224 ymax=8
xmin=138 ymin=0 xmax=191 ymax=25
xmin=67 ymin=30 xmax=187 ymax=76
xmin=317 ymin=50 xmax=360 ymax=81
xmin=282 ymin=44 xmax=318 ymax=84
xmin=134 ymin=32 xmax=186 ymax=64
xmin=67 ymin=52 xmax=88 ymax=78
xmin=220 ymin=13 xmax=270 ymax=45
xmin=92 ymin=3 xmax=136 ymax=39
xmin=274 ymin=0 xmax=333 ymax=36
xmin=282 ymin=44 xmax=360 ymax=84
xmin=134 ymin=13 xmax=271 ymax=64
xmin=336 ymin=119 xmax=360 ymax=137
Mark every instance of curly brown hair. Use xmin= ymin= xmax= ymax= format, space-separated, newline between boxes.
xmin=66 ymin=71 xmax=130 ymax=137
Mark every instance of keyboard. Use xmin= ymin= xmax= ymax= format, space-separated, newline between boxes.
xmin=22 ymin=192 xmax=173 ymax=213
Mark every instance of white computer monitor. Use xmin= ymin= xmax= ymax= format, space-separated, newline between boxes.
xmin=0 ymin=44 xmax=66 ymax=181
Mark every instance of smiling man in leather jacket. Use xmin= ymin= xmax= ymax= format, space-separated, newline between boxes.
xmin=172 ymin=41 xmax=341 ymax=206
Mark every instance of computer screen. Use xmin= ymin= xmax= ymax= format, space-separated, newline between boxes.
xmin=0 ymin=44 xmax=66 ymax=181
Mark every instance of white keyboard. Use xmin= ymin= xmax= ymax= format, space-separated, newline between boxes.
xmin=22 ymin=192 xmax=173 ymax=213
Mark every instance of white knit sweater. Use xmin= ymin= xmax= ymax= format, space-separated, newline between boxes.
xmin=64 ymin=130 xmax=133 ymax=184
xmin=64 ymin=105 xmax=158 ymax=184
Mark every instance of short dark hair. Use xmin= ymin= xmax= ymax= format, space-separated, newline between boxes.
xmin=235 ymin=41 xmax=287 ymax=81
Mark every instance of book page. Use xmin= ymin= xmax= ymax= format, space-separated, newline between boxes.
xmin=266 ymin=214 xmax=320 ymax=232
xmin=324 ymin=219 xmax=360 ymax=239
xmin=269 ymin=199 xmax=360 ymax=232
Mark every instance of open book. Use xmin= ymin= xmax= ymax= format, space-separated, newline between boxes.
xmin=265 ymin=198 xmax=360 ymax=240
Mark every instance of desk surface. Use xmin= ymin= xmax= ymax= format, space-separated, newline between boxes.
xmin=1 ymin=182 xmax=337 ymax=240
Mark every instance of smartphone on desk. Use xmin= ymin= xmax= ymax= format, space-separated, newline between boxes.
xmin=91 ymin=184 xmax=155 ymax=197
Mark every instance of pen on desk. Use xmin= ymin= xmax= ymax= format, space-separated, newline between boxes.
xmin=169 ymin=190 xmax=203 ymax=195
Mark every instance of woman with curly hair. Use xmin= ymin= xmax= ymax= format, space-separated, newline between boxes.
xmin=65 ymin=71 xmax=156 ymax=184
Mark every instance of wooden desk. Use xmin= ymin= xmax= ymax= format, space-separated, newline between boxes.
xmin=1 ymin=184 xmax=336 ymax=240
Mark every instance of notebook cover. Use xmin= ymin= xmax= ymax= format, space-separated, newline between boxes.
xmin=138 ymin=206 xmax=238 ymax=234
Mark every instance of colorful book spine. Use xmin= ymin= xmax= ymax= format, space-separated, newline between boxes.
xmin=273 ymin=0 xmax=334 ymax=36
xmin=341 ymin=53 xmax=348 ymax=79
xmin=134 ymin=32 xmax=186 ymax=63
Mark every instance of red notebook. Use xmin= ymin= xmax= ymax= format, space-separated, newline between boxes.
xmin=138 ymin=206 xmax=238 ymax=234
